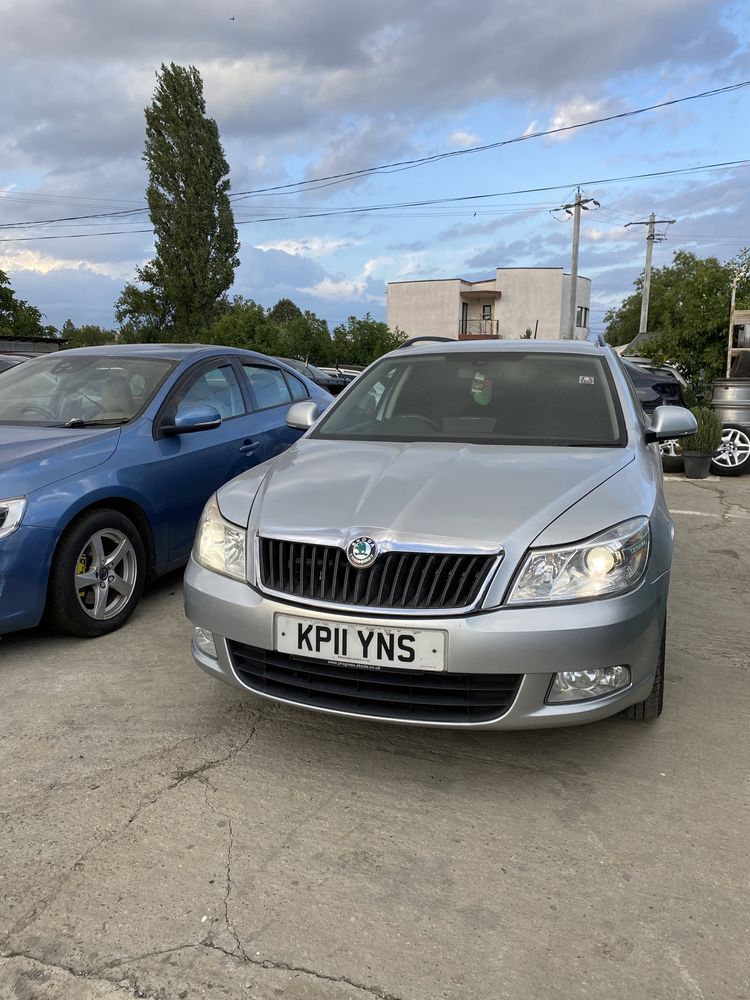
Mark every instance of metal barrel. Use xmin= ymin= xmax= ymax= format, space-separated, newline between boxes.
xmin=710 ymin=379 xmax=750 ymax=428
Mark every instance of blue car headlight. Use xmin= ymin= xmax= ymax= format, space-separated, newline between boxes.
xmin=0 ymin=498 xmax=28 ymax=540
xmin=507 ymin=517 xmax=650 ymax=605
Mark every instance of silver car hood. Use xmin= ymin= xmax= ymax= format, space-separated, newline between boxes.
xmin=243 ymin=438 xmax=634 ymax=552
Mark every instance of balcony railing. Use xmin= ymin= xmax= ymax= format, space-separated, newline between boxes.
xmin=458 ymin=319 xmax=499 ymax=339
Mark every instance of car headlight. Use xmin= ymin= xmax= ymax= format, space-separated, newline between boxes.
xmin=0 ymin=498 xmax=27 ymax=540
xmin=507 ymin=517 xmax=650 ymax=605
xmin=193 ymin=494 xmax=246 ymax=581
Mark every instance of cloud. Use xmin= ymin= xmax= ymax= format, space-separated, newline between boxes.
xmin=448 ymin=129 xmax=479 ymax=148
xmin=545 ymin=97 xmax=611 ymax=141
xmin=465 ymin=232 xmax=570 ymax=270
xmin=7 ymin=266 xmax=125 ymax=329
xmin=302 ymin=256 xmax=389 ymax=303
xmin=254 ymin=237 xmax=358 ymax=256
xmin=0 ymin=248 xmax=133 ymax=279
xmin=0 ymin=0 xmax=737 ymax=175
xmin=0 ymin=0 xmax=745 ymax=336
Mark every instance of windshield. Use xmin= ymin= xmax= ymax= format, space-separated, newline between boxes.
xmin=0 ymin=354 xmax=175 ymax=426
xmin=313 ymin=351 xmax=625 ymax=447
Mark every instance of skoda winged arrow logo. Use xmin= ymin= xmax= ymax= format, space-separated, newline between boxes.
xmin=347 ymin=536 xmax=378 ymax=568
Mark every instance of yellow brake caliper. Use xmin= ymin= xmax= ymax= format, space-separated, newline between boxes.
xmin=77 ymin=554 xmax=88 ymax=598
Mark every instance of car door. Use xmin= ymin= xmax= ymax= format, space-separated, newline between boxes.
xmin=154 ymin=359 xmax=265 ymax=562
xmin=237 ymin=361 xmax=307 ymax=461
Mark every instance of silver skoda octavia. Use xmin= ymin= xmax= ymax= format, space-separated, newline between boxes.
xmin=184 ymin=339 xmax=696 ymax=729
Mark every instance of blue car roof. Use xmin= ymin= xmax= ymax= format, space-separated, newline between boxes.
xmin=53 ymin=344 xmax=271 ymax=363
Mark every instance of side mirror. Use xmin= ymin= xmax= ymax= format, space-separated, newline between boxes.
xmin=163 ymin=403 xmax=222 ymax=436
xmin=286 ymin=400 xmax=320 ymax=431
xmin=645 ymin=405 xmax=697 ymax=443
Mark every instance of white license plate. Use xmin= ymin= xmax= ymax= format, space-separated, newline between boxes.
xmin=275 ymin=614 xmax=446 ymax=671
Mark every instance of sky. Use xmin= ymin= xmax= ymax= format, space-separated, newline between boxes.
xmin=0 ymin=0 xmax=749 ymax=337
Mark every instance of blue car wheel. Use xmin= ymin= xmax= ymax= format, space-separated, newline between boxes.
xmin=47 ymin=508 xmax=147 ymax=637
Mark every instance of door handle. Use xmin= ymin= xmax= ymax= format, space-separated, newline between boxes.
xmin=239 ymin=440 xmax=260 ymax=455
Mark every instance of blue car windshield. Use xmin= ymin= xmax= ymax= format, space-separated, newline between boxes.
xmin=312 ymin=352 xmax=626 ymax=447
xmin=0 ymin=354 xmax=175 ymax=426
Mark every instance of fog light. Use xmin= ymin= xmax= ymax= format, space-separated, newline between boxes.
xmin=547 ymin=665 xmax=631 ymax=704
xmin=193 ymin=626 xmax=217 ymax=659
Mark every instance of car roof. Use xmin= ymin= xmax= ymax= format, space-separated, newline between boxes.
xmin=37 ymin=344 xmax=275 ymax=363
xmin=391 ymin=338 xmax=609 ymax=358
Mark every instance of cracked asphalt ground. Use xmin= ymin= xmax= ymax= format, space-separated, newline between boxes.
xmin=1 ymin=477 xmax=749 ymax=1000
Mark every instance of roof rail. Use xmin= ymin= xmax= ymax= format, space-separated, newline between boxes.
xmin=585 ymin=330 xmax=606 ymax=347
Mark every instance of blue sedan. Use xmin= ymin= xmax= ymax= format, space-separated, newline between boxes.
xmin=0 ymin=344 xmax=332 ymax=637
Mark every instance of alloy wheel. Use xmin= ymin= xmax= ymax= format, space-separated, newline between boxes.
xmin=712 ymin=426 xmax=750 ymax=471
xmin=659 ymin=438 xmax=682 ymax=460
xmin=74 ymin=528 xmax=138 ymax=620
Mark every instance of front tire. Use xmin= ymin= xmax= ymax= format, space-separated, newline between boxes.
xmin=710 ymin=424 xmax=750 ymax=477
xmin=622 ymin=619 xmax=666 ymax=722
xmin=47 ymin=509 xmax=146 ymax=637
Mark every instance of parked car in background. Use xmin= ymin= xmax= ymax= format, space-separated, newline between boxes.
xmin=185 ymin=338 xmax=696 ymax=730
xmin=0 ymin=354 xmax=28 ymax=374
xmin=619 ymin=358 xmax=688 ymax=469
xmin=318 ymin=365 xmax=362 ymax=386
xmin=275 ymin=357 xmax=348 ymax=395
xmin=0 ymin=345 xmax=331 ymax=638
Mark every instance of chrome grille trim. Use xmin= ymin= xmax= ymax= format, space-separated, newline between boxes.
xmin=256 ymin=535 xmax=503 ymax=615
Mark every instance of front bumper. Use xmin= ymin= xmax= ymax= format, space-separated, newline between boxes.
xmin=183 ymin=556 xmax=668 ymax=729
xmin=0 ymin=524 xmax=57 ymax=635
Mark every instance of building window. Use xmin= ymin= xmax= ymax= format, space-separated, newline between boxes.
xmin=576 ymin=306 xmax=590 ymax=328
xmin=482 ymin=304 xmax=492 ymax=320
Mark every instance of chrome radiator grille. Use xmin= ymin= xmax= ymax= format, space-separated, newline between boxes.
xmin=258 ymin=537 xmax=499 ymax=612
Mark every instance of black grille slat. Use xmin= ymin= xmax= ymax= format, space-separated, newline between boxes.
xmin=386 ymin=553 xmax=409 ymax=606
xmin=229 ymin=642 xmax=521 ymax=724
xmin=259 ymin=539 xmax=498 ymax=611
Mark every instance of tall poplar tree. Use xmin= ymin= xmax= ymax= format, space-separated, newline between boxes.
xmin=117 ymin=63 xmax=239 ymax=340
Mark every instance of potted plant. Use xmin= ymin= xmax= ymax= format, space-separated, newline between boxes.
xmin=681 ymin=406 xmax=724 ymax=479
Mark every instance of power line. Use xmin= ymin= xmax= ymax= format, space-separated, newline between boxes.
xmin=0 ymin=207 xmax=148 ymax=230
xmin=224 ymin=159 xmax=750 ymax=225
xmin=1 ymin=158 xmax=749 ymax=243
xmin=228 ymin=79 xmax=750 ymax=199
xmin=3 ymin=79 xmax=749 ymax=229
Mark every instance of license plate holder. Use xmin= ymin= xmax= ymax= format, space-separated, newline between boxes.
xmin=275 ymin=614 xmax=447 ymax=671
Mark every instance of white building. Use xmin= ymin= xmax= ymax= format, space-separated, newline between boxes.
xmin=387 ymin=267 xmax=591 ymax=341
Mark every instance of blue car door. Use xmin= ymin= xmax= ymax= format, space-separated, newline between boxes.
xmin=154 ymin=358 xmax=265 ymax=562
xmin=237 ymin=361 xmax=306 ymax=461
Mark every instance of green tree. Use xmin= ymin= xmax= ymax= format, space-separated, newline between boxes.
xmin=205 ymin=296 xmax=279 ymax=353
xmin=604 ymin=251 xmax=750 ymax=388
xmin=331 ymin=315 xmax=404 ymax=366
xmin=273 ymin=311 xmax=332 ymax=364
xmin=116 ymin=63 xmax=240 ymax=341
xmin=0 ymin=269 xmax=57 ymax=340
xmin=268 ymin=297 xmax=304 ymax=325
xmin=60 ymin=319 xmax=117 ymax=349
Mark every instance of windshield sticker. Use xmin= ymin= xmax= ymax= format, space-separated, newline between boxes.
xmin=579 ymin=375 xmax=595 ymax=385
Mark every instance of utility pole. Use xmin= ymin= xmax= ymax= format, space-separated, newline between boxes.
xmin=625 ymin=213 xmax=676 ymax=335
xmin=559 ymin=188 xmax=599 ymax=339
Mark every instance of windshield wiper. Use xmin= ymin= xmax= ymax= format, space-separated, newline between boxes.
xmin=62 ymin=417 xmax=130 ymax=428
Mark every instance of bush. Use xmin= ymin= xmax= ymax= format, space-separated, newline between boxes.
xmin=682 ymin=406 xmax=723 ymax=454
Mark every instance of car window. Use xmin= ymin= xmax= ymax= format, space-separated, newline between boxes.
xmin=314 ymin=352 xmax=625 ymax=447
xmin=174 ymin=364 xmax=245 ymax=420
xmin=242 ymin=364 xmax=292 ymax=410
xmin=0 ymin=355 xmax=174 ymax=425
xmin=285 ymin=372 xmax=309 ymax=402
xmin=616 ymin=357 xmax=649 ymax=428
